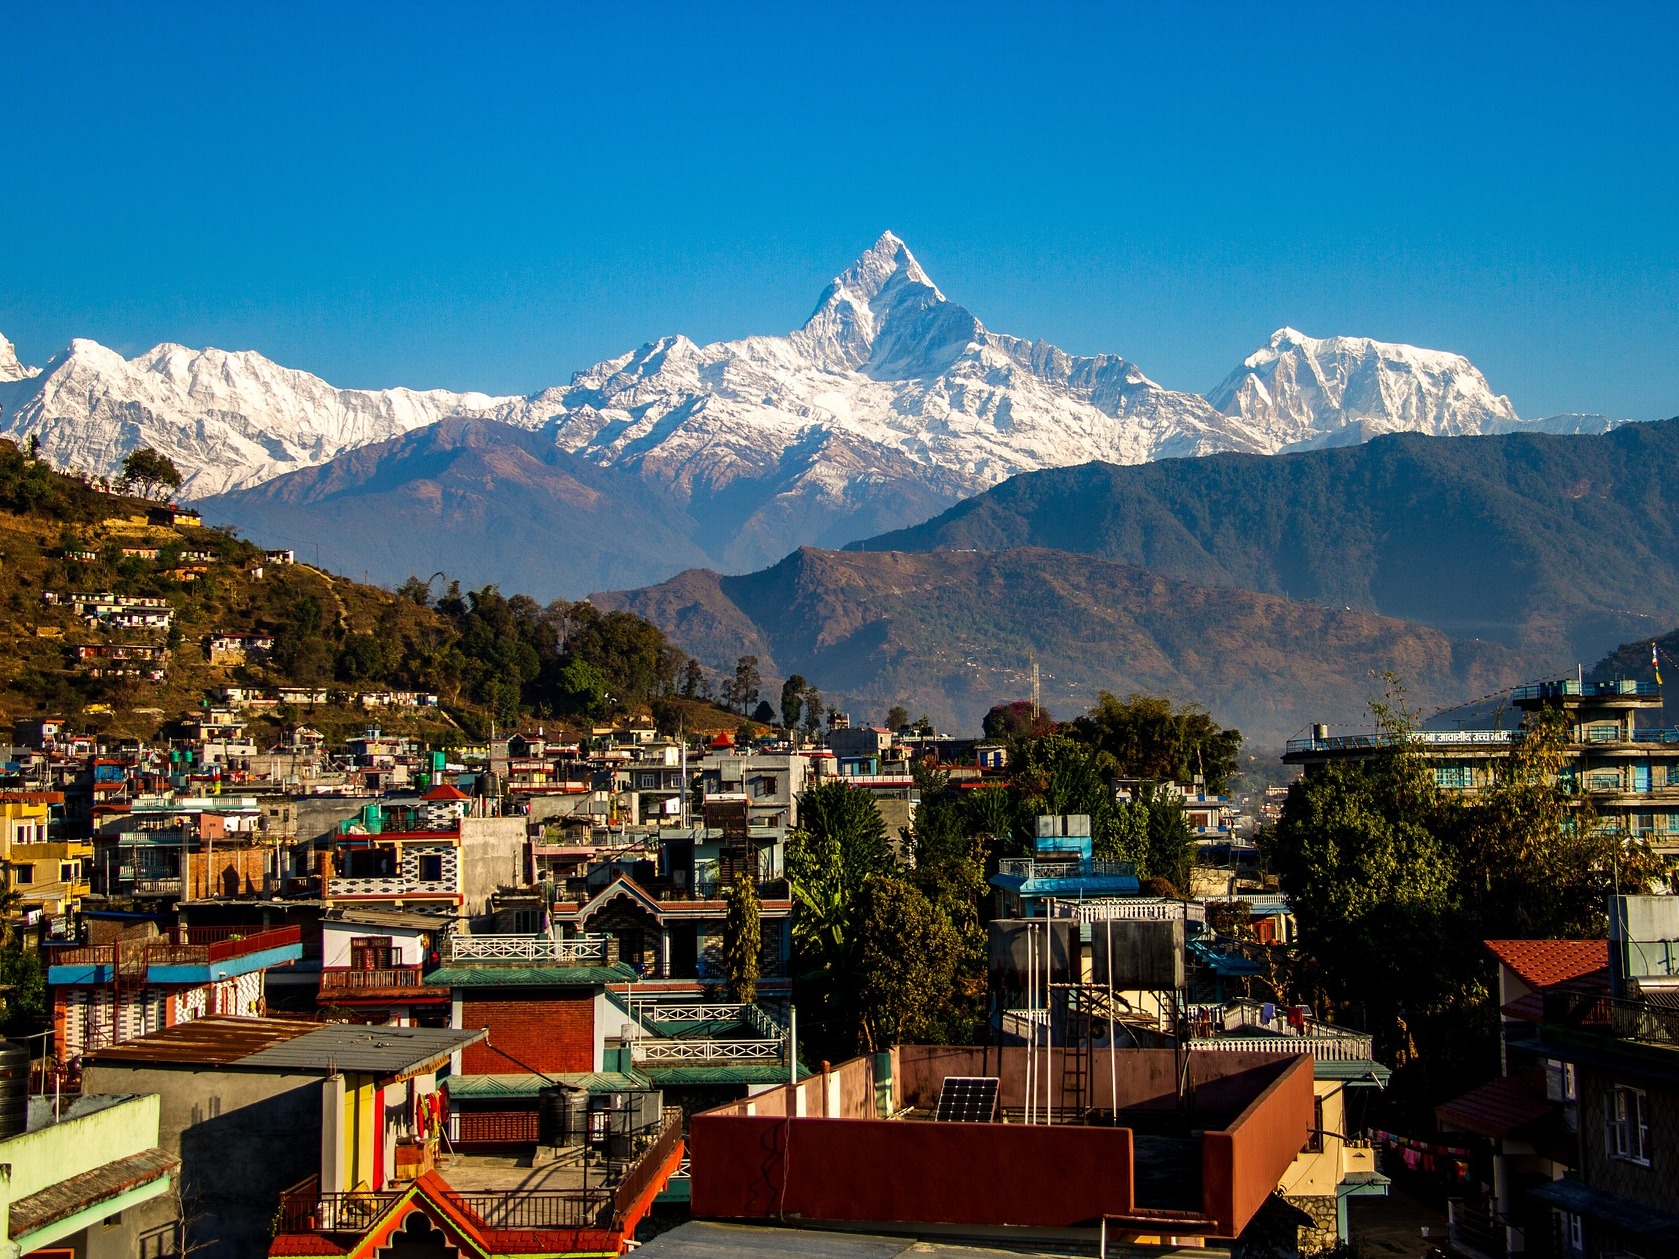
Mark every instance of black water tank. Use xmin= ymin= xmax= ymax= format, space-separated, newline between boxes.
xmin=537 ymin=1085 xmax=588 ymax=1146
xmin=0 ymin=1041 xmax=28 ymax=1139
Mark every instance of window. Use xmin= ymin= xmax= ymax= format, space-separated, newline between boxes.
xmin=12 ymin=864 xmax=31 ymax=884
xmin=416 ymin=854 xmax=444 ymax=882
xmin=1303 ymin=1095 xmax=1326 ymax=1153
xmin=60 ymin=862 xmax=75 ymax=882
xmin=1434 ymin=766 xmax=1473 ymax=789
xmin=1606 ymin=1085 xmax=1650 ymax=1165
xmin=140 ymin=1225 xmax=177 ymax=1259
xmin=1561 ymin=1210 xmax=1584 ymax=1259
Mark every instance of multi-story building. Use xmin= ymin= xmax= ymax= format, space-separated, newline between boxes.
xmin=320 ymin=788 xmax=524 ymax=925
xmin=1515 ymin=897 xmax=1679 ymax=1258
xmin=1286 ymin=677 xmax=1679 ymax=853
xmin=46 ymin=922 xmax=304 ymax=1065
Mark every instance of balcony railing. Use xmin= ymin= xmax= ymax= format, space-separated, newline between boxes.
xmin=1056 ymin=898 xmax=1204 ymax=923
xmin=996 ymin=858 xmax=1137 ymax=880
xmin=327 ymin=876 xmax=455 ymax=898
xmin=1514 ymin=679 xmax=1657 ymax=701
xmin=319 ymin=966 xmax=434 ymax=993
xmin=442 ymin=933 xmax=608 ymax=964
xmin=630 ymin=1037 xmax=784 ymax=1065
xmin=630 ymin=1001 xmax=784 ymax=1040
xmin=51 ymin=925 xmax=301 ymax=970
xmin=277 ymin=1111 xmax=683 ymax=1235
xmin=1187 ymin=1000 xmax=1376 ymax=1061
xmin=1285 ymin=730 xmax=1513 ymax=755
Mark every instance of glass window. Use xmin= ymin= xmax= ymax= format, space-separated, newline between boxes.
xmin=417 ymin=854 xmax=444 ymax=882
xmin=1606 ymin=1085 xmax=1650 ymax=1165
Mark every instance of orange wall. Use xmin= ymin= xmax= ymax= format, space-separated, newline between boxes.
xmin=1201 ymin=1054 xmax=1315 ymax=1236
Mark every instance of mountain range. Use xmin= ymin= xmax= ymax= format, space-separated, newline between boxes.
xmin=0 ymin=232 xmax=1620 ymax=594
xmin=595 ymin=420 xmax=1679 ymax=741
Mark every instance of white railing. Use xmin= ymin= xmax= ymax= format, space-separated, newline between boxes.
xmin=1057 ymin=899 xmax=1204 ymax=924
xmin=327 ymin=877 xmax=456 ymax=898
xmin=996 ymin=858 xmax=1137 ymax=880
xmin=443 ymin=934 xmax=608 ymax=963
xmin=630 ymin=1037 xmax=783 ymax=1064
xmin=1187 ymin=1001 xmax=1375 ymax=1061
xmin=629 ymin=1000 xmax=785 ymax=1041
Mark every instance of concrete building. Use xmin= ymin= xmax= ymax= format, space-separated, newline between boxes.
xmin=81 ymin=1016 xmax=483 ymax=1259
xmin=0 ymin=1092 xmax=177 ymax=1259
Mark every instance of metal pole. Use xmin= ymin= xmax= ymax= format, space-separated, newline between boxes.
xmin=789 ymin=1005 xmax=797 ymax=1090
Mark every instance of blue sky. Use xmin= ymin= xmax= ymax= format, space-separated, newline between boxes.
xmin=4 ymin=1 xmax=1677 ymax=419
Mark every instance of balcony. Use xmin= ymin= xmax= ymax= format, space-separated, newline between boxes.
xmin=1285 ymin=729 xmax=1512 ymax=755
xmin=997 ymin=857 xmax=1136 ymax=880
xmin=1514 ymin=679 xmax=1658 ymax=702
xmin=1187 ymin=1000 xmax=1378 ymax=1063
xmin=48 ymin=925 xmax=303 ymax=984
xmin=319 ymin=966 xmax=449 ymax=1001
xmin=442 ymin=933 xmax=609 ymax=964
xmin=326 ymin=876 xmax=456 ymax=899
xmin=276 ymin=1111 xmax=682 ymax=1239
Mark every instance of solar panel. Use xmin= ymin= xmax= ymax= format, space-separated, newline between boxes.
xmin=934 ymin=1076 xmax=999 ymax=1123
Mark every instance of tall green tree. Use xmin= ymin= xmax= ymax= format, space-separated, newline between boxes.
xmin=786 ymin=780 xmax=896 ymax=1060
xmin=779 ymin=674 xmax=807 ymax=730
xmin=855 ymin=877 xmax=966 ymax=1051
xmin=722 ymin=871 xmax=762 ymax=1004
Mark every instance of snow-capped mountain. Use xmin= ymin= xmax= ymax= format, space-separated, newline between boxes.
xmin=1207 ymin=326 xmax=1520 ymax=449
xmin=0 ymin=338 xmax=514 ymax=497
xmin=0 ymin=232 xmax=1613 ymax=572
xmin=0 ymin=334 xmax=37 ymax=383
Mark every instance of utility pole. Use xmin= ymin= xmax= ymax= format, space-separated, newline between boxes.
xmin=1032 ymin=654 xmax=1041 ymax=722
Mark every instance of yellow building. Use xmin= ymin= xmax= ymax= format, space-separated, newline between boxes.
xmin=0 ymin=790 xmax=87 ymax=920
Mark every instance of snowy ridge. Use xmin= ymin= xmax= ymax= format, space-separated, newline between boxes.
xmin=0 ymin=233 xmax=1607 ymax=564
xmin=0 ymin=333 xmax=37 ymax=383
xmin=1206 ymin=326 xmax=1521 ymax=449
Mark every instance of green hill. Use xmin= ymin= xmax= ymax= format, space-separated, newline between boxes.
xmin=855 ymin=418 xmax=1679 ymax=668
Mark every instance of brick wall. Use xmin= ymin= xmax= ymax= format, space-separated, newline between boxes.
xmin=460 ymin=989 xmax=596 ymax=1075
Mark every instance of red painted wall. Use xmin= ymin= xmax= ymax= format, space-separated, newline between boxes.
xmin=690 ymin=1115 xmax=1134 ymax=1229
xmin=1202 ymin=1055 xmax=1315 ymax=1236
xmin=459 ymin=990 xmax=594 ymax=1074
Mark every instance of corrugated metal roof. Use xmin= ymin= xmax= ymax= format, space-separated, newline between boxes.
xmin=238 ymin=1024 xmax=483 ymax=1076
xmin=425 ymin=964 xmax=638 ymax=988
xmin=84 ymin=1016 xmax=321 ymax=1065
xmin=83 ymin=1016 xmax=483 ymax=1079
xmin=324 ymin=907 xmax=450 ymax=931
xmin=7 ymin=1147 xmax=179 ymax=1239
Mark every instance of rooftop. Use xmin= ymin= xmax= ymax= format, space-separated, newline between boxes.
xmin=1435 ymin=1068 xmax=1554 ymax=1138
xmin=1486 ymin=938 xmax=1609 ymax=990
xmin=85 ymin=1015 xmax=484 ymax=1079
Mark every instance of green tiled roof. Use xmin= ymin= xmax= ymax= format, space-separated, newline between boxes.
xmin=424 ymin=963 xmax=639 ymax=988
xmin=639 ymin=1063 xmax=811 ymax=1085
xmin=443 ymin=1070 xmax=650 ymax=1098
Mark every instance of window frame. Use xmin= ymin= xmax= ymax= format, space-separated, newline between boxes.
xmin=1605 ymin=1084 xmax=1651 ymax=1166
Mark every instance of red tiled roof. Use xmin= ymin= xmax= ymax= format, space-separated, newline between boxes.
xmin=1485 ymin=939 xmax=1608 ymax=990
xmin=269 ymin=1236 xmax=347 ymax=1256
xmin=420 ymin=784 xmax=469 ymax=801
xmin=1436 ymin=1068 xmax=1555 ymax=1138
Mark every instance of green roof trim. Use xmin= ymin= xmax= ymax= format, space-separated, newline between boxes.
xmin=425 ymin=963 xmax=638 ymax=988
xmin=443 ymin=1071 xmax=650 ymax=1098
xmin=638 ymin=1063 xmax=811 ymax=1085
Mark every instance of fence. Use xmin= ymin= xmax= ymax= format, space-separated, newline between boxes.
xmin=443 ymin=934 xmax=608 ymax=963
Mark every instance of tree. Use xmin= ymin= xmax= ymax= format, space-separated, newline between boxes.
xmin=982 ymin=699 xmax=1055 ymax=741
xmin=855 ymin=877 xmax=965 ymax=1050
xmin=724 ymin=655 xmax=761 ymax=715
xmin=1067 ymin=691 xmax=1243 ymax=793
xmin=751 ymin=699 xmax=776 ymax=725
xmin=786 ymin=780 xmax=896 ymax=1060
xmin=120 ymin=448 xmax=183 ymax=501
xmin=681 ymin=658 xmax=707 ymax=700
xmin=780 ymin=674 xmax=807 ymax=731
xmin=801 ymin=687 xmax=824 ymax=739
xmin=885 ymin=705 xmax=910 ymax=731
xmin=722 ymin=871 xmax=762 ymax=1004
xmin=556 ymin=657 xmax=609 ymax=717
xmin=1137 ymin=782 xmax=1195 ymax=895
